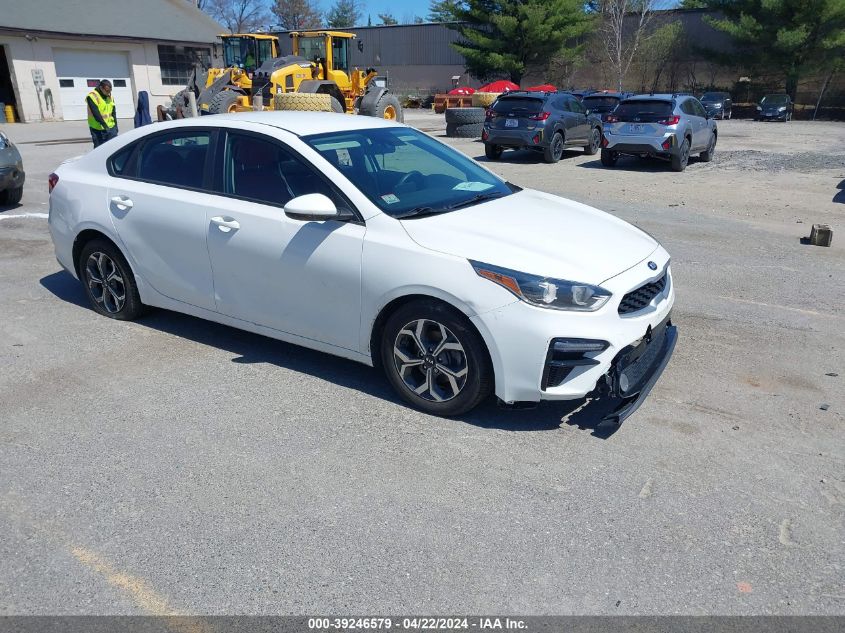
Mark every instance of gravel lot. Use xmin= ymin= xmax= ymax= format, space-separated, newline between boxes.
xmin=0 ymin=112 xmax=843 ymax=616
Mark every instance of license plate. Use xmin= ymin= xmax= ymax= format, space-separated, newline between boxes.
xmin=505 ymin=119 xmax=518 ymax=128
xmin=629 ymin=124 xmax=644 ymax=133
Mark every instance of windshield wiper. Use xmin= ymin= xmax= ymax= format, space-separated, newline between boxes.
xmin=445 ymin=192 xmax=506 ymax=210
xmin=394 ymin=206 xmax=448 ymax=219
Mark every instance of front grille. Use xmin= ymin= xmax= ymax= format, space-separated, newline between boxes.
xmin=618 ymin=273 xmax=667 ymax=315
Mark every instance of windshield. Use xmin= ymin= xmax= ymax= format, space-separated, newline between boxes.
xmin=761 ymin=95 xmax=789 ymax=105
xmin=582 ymin=96 xmax=620 ymax=111
xmin=613 ymin=100 xmax=674 ymax=122
xmin=491 ymin=97 xmax=544 ymax=116
xmin=298 ymin=36 xmax=327 ymax=63
xmin=700 ymin=92 xmax=726 ymax=102
xmin=223 ymin=37 xmax=261 ymax=71
xmin=304 ymin=128 xmax=514 ymax=218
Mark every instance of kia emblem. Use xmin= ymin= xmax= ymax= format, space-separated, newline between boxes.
xmin=648 ymin=261 xmax=658 ymax=271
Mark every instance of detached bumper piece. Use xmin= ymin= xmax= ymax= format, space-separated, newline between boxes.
xmin=598 ymin=315 xmax=678 ymax=425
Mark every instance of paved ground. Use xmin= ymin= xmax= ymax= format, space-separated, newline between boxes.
xmin=1 ymin=113 xmax=843 ymax=616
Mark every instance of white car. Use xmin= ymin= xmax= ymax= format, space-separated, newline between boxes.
xmin=48 ymin=112 xmax=676 ymax=419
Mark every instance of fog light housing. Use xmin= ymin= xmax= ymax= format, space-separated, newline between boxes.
xmin=481 ymin=129 xmax=489 ymax=141
xmin=662 ymin=138 xmax=673 ymax=151
xmin=542 ymin=338 xmax=609 ymax=390
xmin=532 ymin=133 xmax=541 ymax=144
xmin=601 ymin=135 xmax=609 ymax=148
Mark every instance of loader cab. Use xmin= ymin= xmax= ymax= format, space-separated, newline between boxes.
xmin=291 ymin=31 xmax=355 ymax=87
xmin=221 ymin=35 xmax=278 ymax=73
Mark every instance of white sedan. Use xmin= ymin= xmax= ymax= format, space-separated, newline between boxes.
xmin=48 ymin=112 xmax=676 ymax=419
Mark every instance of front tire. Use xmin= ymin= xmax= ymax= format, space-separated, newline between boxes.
xmin=208 ymin=90 xmax=240 ymax=114
xmin=78 ymin=239 xmax=145 ymax=320
xmin=699 ymin=132 xmax=716 ymax=162
xmin=380 ymin=300 xmax=493 ymax=416
xmin=373 ymin=93 xmax=403 ymax=122
xmin=0 ymin=185 xmax=23 ymax=206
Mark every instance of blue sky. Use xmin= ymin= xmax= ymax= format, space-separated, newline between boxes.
xmin=356 ymin=0 xmax=432 ymax=23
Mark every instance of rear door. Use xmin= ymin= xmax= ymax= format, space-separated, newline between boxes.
xmin=107 ymin=128 xmax=217 ymax=311
xmin=687 ymin=99 xmax=710 ymax=149
xmin=566 ymin=96 xmax=590 ymax=142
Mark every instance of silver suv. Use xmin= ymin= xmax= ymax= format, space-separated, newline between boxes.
xmin=600 ymin=94 xmax=717 ymax=172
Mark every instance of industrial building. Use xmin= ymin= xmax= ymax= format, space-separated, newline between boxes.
xmin=0 ymin=0 xmax=223 ymax=122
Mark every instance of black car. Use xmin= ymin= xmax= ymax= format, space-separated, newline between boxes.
xmin=756 ymin=94 xmax=793 ymax=121
xmin=700 ymin=92 xmax=732 ymax=119
xmin=564 ymin=89 xmax=597 ymax=101
xmin=482 ymin=91 xmax=603 ymax=163
xmin=582 ymin=92 xmax=631 ymax=122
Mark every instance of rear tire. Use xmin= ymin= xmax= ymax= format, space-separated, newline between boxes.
xmin=600 ymin=149 xmax=618 ymax=167
xmin=0 ymin=185 xmax=23 ymax=206
xmin=543 ymin=132 xmax=564 ymax=163
xmin=380 ymin=299 xmax=493 ymax=417
xmin=584 ymin=127 xmax=601 ymax=155
xmin=329 ymin=96 xmax=344 ymax=113
xmin=484 ymin=143 xmax=503 ymax=160
xmin=671 ymin=138 xmax=690 ymax=172
xmin=78 ymin=239 xmax=146 ymax=321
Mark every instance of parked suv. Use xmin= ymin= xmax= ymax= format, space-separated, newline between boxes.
xmin=0 ymin=131 xmax=25 ymax=206
xmin=756 ymin=94 xmax=793 ymax=121
xmin=600 ymin=94 xmax=717 ymax=172
xmin=482 ymin=91 xmax=603 ymax=163
xmin=700 ymin=92 xmax=732 ymax=119
xmin=582 ymin=92 xmax=631 ymax=122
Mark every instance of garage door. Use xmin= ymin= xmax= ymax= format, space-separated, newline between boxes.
xmin=54 ymin=49 xmax=133 ymax=121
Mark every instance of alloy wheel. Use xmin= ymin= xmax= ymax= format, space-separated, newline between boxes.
xmin=552 ymin=134 xmax=564 ymax=160
xmin=590 ymin=129 xmax=600 ymax=153
xmin=85 ymin=252 xmax=126 ymax=314
xmin=393 ymin=319 xmax=468 ymax=402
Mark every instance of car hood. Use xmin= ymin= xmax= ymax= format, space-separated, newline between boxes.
xmin=400 ymin=189 xmax=658 ymax=285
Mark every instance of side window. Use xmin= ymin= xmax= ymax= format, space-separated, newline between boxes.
xmin=137 ymin=131 xmax=211 ymax=189
xmin=679 ymin=100 xmax=694 ymax=116
xmin=108 ymin=142 xmax=138 ymax=177
xmin=569 ymin=98 xmax=586 ymax=114
xmin=693 ymin=100 xmax=707 ymax=118
xmin=223 ymin=133 xmax=347 ymax=209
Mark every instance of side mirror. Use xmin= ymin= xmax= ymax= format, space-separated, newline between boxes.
xmin=284 ymin=193 xmax=353 ymax=222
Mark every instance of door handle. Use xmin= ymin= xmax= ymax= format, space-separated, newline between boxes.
xmin=110 ymin=195 xmax=133 ymax=209
xmin=210 ymin=216 xmax=240 ymax=232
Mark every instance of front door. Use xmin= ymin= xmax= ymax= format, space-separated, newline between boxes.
xmin=108 ymin=128 xmax=217 ymax=311
xmin=205 ymin=130 xmax=365 ymax=352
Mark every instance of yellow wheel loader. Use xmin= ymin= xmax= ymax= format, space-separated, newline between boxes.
xmin=171 ymin=32 xmax=402 ymax=122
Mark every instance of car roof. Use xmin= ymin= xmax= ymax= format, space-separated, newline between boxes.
xmin=583 ymin=92 xmax=626 ymax=98
xmin=144 ymin=111 xmax=403 ymax=137
xmin=623 ymin=94 xmax=677 ymax=102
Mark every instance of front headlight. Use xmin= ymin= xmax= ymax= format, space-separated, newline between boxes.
xmin=778 ymin=106 xmax=787 ymax=112
xmin=0 ymin=133 xmax=8 ymax=150
xmin=756 ymin=105 xmax=762 ymax=111
xmin=470 ymin=260 xmax=612 ymax=312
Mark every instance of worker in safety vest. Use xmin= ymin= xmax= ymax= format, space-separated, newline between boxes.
xmin=87 ymin=79 xmax=117 ymax=148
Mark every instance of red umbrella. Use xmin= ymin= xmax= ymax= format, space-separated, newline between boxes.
xmin=526 ymin=84 xmax=557 ymax=92
xmin=447 ymin=87 xmax=476 ymax=95
xmin=477 ymin=80 xmax=520 ymax=93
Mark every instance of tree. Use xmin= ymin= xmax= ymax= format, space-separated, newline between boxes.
xmin=202 ymin=0 xmax=270 ymax=32
xmin=451 ymin=0 xmax=595 ymax=85
xmin=702 ymin=0 xmax=845 ymax=99
xmin=635 ymin=20 xmax=685 ymax=92
xmin=326 ymin=0 xmax=362 ymax=27
xmin=272 ymin=0 xmax=323 ymax=30
xmin=602 ymin=0 xmax=658 ymax=92
xmin=428 ymin=0 xmax=465 ymax=23
xmin=378 ymin=12 xmax=399 ymax=25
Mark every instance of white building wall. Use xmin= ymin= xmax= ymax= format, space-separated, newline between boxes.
xmin=0 ymin=34 xmax=215 ymax=122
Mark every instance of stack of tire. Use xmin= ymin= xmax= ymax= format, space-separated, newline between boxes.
xmin=471 ymin=92 xmax=501 ymax=108
xmin=445 ymin=107 xmax=486 ymax=138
